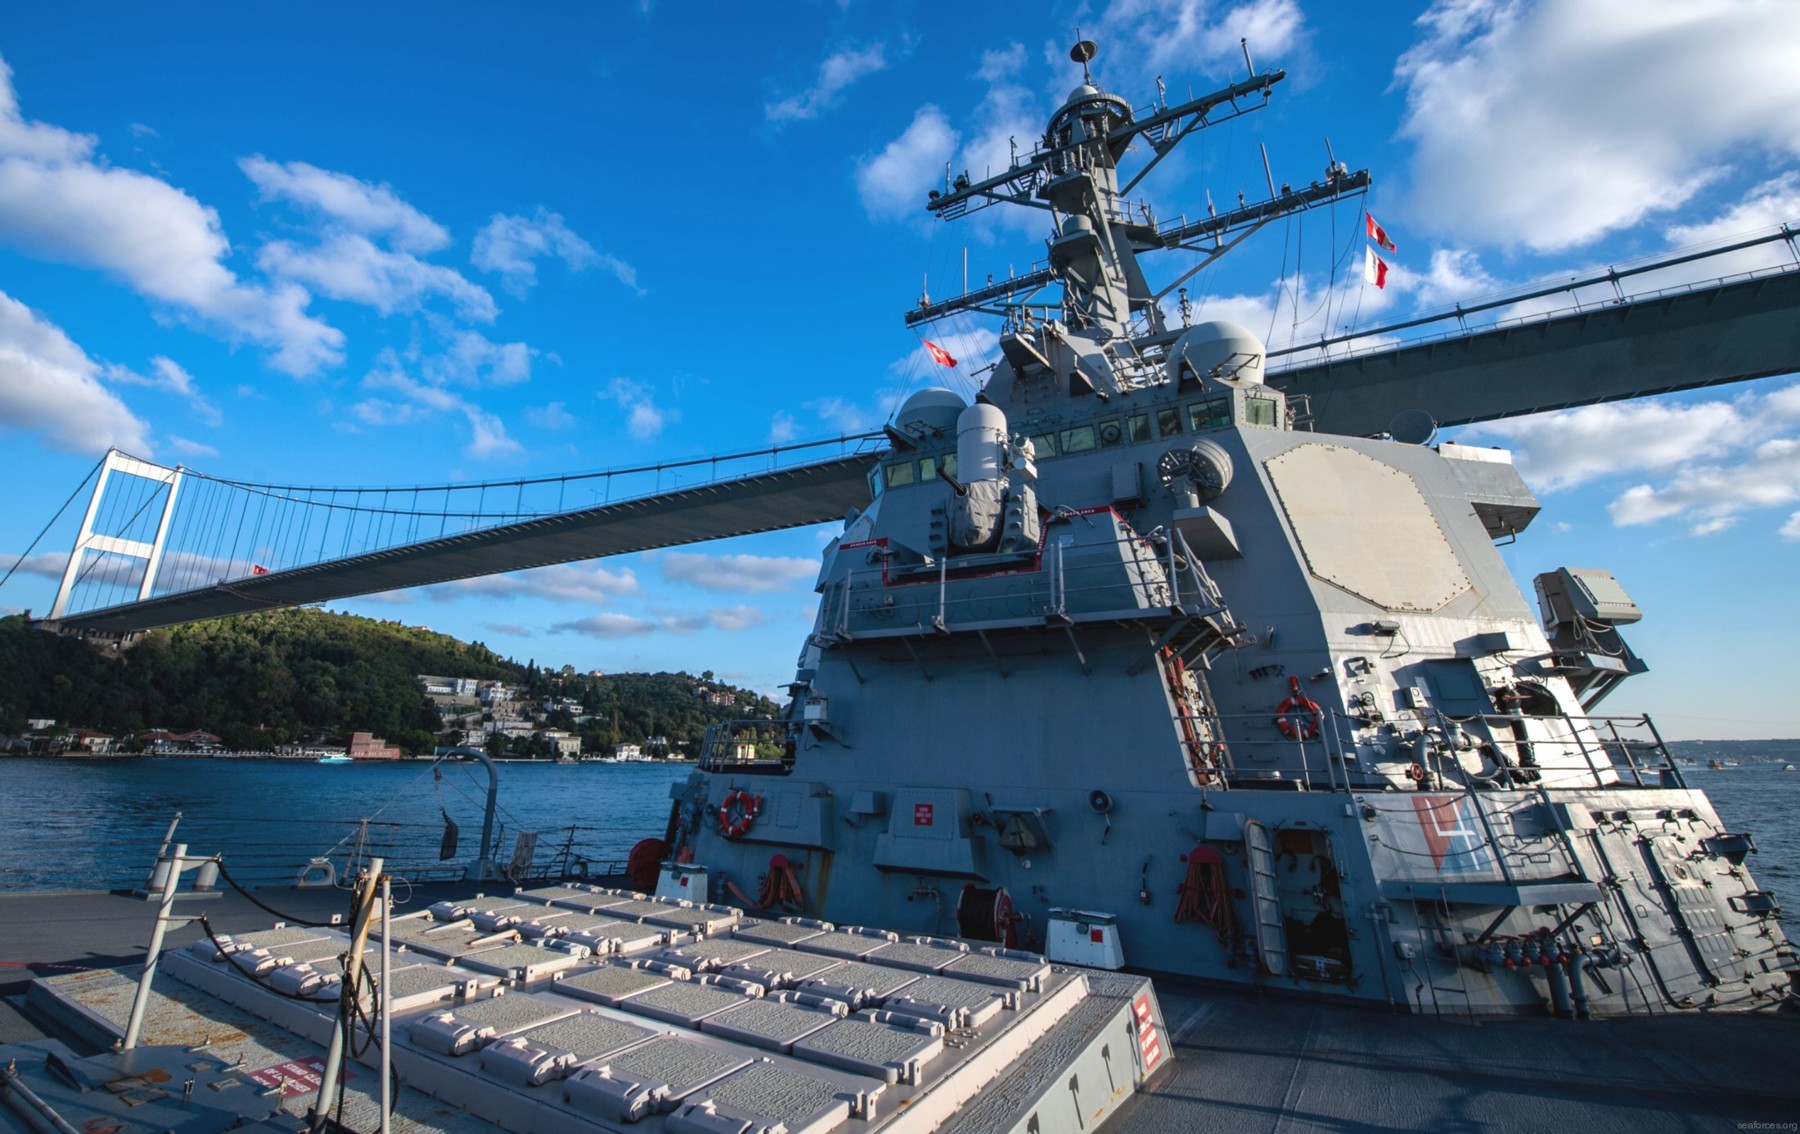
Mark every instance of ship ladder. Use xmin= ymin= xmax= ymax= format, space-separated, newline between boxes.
xmin=1159 ymin=648 xmax=1228 ymax=787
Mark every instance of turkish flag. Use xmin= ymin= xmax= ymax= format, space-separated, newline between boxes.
xmin=924 ymin=340 xmax=958 ymax=368
xmin=1363 ymin=247 xmax=1390 ymax=290
xmin=1365 ymin=212 xmax=1397 ymax=253
xmin=251 ymin=564 xmax=270 ymax=576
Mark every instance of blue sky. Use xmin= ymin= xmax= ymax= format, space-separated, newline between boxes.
xmin=0 ymin=1 xmax=1797 ymax=739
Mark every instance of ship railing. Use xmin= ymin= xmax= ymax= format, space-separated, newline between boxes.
xmin=14 ymin=812 xmax=644 ymax=895
xmin=1208 ymin=708 xmax=1680 ymax=793
xmin=827 ymin=527 xmax=1232 ymax=642
xmin=698 ymin=719 xmax=798 ymax=774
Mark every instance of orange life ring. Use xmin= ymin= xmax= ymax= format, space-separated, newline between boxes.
xmin=717 ymin=789 xmax=762 ymax=838
xmin=1273 ymin=675 xmax=1322 ymax=741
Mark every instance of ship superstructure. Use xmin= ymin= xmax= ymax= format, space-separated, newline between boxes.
xmin=670 ymin=42 xmax=1795 ymax=1015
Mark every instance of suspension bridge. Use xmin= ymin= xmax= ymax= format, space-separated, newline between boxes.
xmin=14 ymin=226 xmax=1800 ymax=638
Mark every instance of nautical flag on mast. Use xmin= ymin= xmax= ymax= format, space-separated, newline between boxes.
xmin=1363 ymin=246 xmax=1390 ymax=290
xmin=1365 ymin=211 xmax=1397 ymax=253
xmin=924 ymin=340 xmax=958 ymax=368
xmin=251 ymin=564 xmax=270 ymax=576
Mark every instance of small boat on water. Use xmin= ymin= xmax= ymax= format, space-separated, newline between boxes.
xmin=314 ymin=754 xmax=353 ymax=765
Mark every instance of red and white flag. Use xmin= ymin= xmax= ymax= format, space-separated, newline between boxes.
xmin=923 ymin=340 xmax=958 ymax=368
xmin=1365 ymin=211 xmax=1397 ymax=253
xmin=1363 ymin=246 xmax=1390 ymax=290
xmin=251 ymin=564 xmax=270 ymax=576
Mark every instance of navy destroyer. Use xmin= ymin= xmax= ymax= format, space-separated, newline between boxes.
xmin=8 ymin=36 xmax=1798 ymax=1134
xmin=659 ymin=40 xmax=1795 ymax=1018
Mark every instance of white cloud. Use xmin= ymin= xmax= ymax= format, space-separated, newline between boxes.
xmin=421 ymin=327 xmax=532 ymax=387
xmin=428 ymin=563 xmax=639 ymax=604
xmin=856 ymin=106 xmax=957 ymax=221
xmin=552 ymin=605 xmax=768 ymax=639
xmin=1 ymin=551 xmax=64 ymax=580
xmin=1091 ymin=0 xmax=1306 ymax=80
xmin=553 ymin=612 xmax=659 ymax=639
xmin=240 ymin=155 xmax=449 ymax=252
xmin=0 ymin=290 xmax=151 ymax=455
xmin=766 ymin=45 xmax=887 ymax=122
xmin=1781 ymin=511 xmax=1800 ymax=540
xmin=525 ymin=401 xmax=576 ymax=430
xmin=600 ymin=377 xmax=672 ymax=439
xmin=1462 ymin=397 xmax=1747 ymax=491
xmin=472 ymin=209 xmax=630 ymax=297
xmin=1395 ymin=0 xmax=1800 ymax=253
xmin=462 ymin=405 xmax=523 ymax=460
xmin=354 ymin=350 xmax=522 ymax=461
xmin=1609 ymin=437 xmax=1800 ymax=534
xmin=0 ymin=60 xmax=342 ymax=374
xmin=1460 ymin=380 xmax=1800 ymax=536
xmin=805 ymin=396 xmax=876 ymax=433
xmin=109 ymin=356 xmax=221 ymax=426
xmin=768 ymin=412 xmax=798 ymax=445
xmin=167 ymin=436 xmax=219 ymax=458
xmin=661 ymin=552 xmax=816 ymax=593
xmin=259 ymin=232 xmax=496 ymax=321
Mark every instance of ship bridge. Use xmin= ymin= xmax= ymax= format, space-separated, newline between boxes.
xmin=12 ymin=228 xmax=1800 ymax=636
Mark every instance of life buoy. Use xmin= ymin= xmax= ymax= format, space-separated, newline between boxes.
xmin=1273 ymin=675 xmax=1322 ymax=740
xmin=717 ymin=789 xmax=762 ymax=838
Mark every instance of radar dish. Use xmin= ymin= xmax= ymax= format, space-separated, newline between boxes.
xmin=1070 ymin=40 xmax=1098 ymax=64
xmin=1388 ymin=408 xmax=1438 ymax=446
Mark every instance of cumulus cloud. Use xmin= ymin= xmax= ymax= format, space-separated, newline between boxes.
xmin=109 ymin=356 xmax=221 ymax=426
xmin=1090 ymin=0 xmax=1305 ymax=83
xmin=1781 ymin=512 xmax=1800 ymax=540
xmin=856 ymin=106 xmax=957 ymax=220
xmin=599 ymin=377 xmax=672 ymax=440
xmin=767 ymin=412 xmax=798 ymax=445
xmin=0 ymin=290 xmax=151 ymax=454
xmin=420 ymin=327 xmax=532 ymax=387
xmin=661 ymin=552 xmax=816 ymax=593
xmin=240 ymin=155 xmax=449 ymax=252
xmin=525 ymin=401 xmax=576 ymax=431
xmin=167 ymin=436 xmax=219 ymax=457
xmin=552 ymin=612 xmax=659 ymax=639
xmin=1460 ymin=380 xmax=1800 ymax=536
xmin=552 ymin=606 xmax=765 ymax=639
xmin=0 ymin=60 xmax=341 ymax=374
xmin=427 ymin=563 xmax=639 ymax=604
xmin=1395 ymin=0 xmax=1800 ymax=253
xmin=1 ymin=551 xmax=64 ymax=580
xmin=259 ymin=232 xmax=496 ymax=321
xmin=472 ymin=208 xmax=631 ymax=297
xmin=354 ymin=349 xmax=523 ymax=461
xmin=767 ymin=45 xmax=887 ymax=122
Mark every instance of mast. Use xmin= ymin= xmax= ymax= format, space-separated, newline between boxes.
xmin=904 ymin=40 xmax=1371 ymax=341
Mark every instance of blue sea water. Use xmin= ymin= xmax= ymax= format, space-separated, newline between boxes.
xmin=0 ymin=757 xmax=687 ymax=892
xmin=2 ymin=758 xmax=1796 ymax=930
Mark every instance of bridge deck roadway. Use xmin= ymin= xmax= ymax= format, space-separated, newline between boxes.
xmin=40 ymin=270 xmax=1800 ymax=636
xmin=47 ymin=454 xmax=878 ymax=634
xmin=1270 ymin=268 xmax=1800 ymax=436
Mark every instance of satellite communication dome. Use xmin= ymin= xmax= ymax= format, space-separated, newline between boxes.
xmin=895 ymin=388 xmax=966 ymax=436
xmin=1168 ymin=321 xmax=1267 ymax=390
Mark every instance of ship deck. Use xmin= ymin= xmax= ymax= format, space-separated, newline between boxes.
xmin=3 ymin=887 xmax=1796 ymax=1133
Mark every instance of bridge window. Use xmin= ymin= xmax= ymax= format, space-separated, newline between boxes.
xmin=1060 ymin=425 xmax=1097 ymax=454
xmin=1097 ymin=418 xmax=1124 ymax=447
xmin=920 ymin=453 xmax=956 ymax=481
xmin=1244 ymin=396 xmax=1279 ymax=427
xmin=1127 ymin=413 xmax=1152 ymax=443
xmin=885 ymin=461 xmax=916 ymax=489
xmin=1030 ymin=433 xmax=1059 ymax=460
xmin=1156 ymin=407 xmax=1183 ymax=438
xmin=1186 ymin=397 xmax=1230 ymax=432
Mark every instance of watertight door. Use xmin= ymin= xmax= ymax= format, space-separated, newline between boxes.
xmin=1244 ymin=819 xmax=1288 ymax=976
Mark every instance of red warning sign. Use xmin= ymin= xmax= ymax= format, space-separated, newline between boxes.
xmin=913 ymin=803 xmax=935 ymax=826
xmin=1132 ymin=993 xmax=1163 ymax=1070
xmin=244 ymin=1057 xmax=347 ymax=1099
